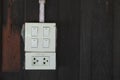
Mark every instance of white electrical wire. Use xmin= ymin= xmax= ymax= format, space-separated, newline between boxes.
xmin=39 ymin=0 xmax=46 ymax=22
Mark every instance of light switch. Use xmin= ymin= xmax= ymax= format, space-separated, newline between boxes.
xmin=32 ymin=27 xmax=38 ymax=36
xmin=25 ymin=23 xmax=56 ymax=70
xmin=43 ymin=39 xmax=49 ymax=48
xmin=31 ymin=38 xmax=38 ymax=48
xmin=43 ymin=27 xmax=50 ymax=37
xmin=25 ymin=23 xmax=56 ymax=52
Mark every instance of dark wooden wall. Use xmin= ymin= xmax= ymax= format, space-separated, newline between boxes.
xmin=1 ymin=0 xmax=120 ymax=80
xmin=80 ymin=0 xmax=113 ymax=80
xmin=2 ymin=0 xmax=22 ymax=71
xmin=113 ymin=0 xmax=120 ymax=80
xmin=0 ymin=0 xmax=2 ymax=72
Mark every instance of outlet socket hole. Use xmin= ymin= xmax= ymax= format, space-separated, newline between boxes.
xmin=43 ymin=58 xmax=46 ymax=60
xmin=33 ymin=62 xmax=36 ymax=64
xmin=43 ymin=62 xmax=46 ymax=64
xmin=37 ymin=60 xmax=39 ymax=62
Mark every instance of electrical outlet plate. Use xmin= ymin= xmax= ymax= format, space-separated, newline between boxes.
xmin=25 ymin=23 xmax=56 ymax=52
xmin=25 ymin=53 xmax=56 ymax=70
xmin=24 ymin=23 xmax=56 ymax=70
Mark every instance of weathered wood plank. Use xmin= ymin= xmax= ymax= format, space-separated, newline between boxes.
xmin=2 ymin=0 xmax=22 ymax=72
xmin=0 ymin=72 xmax=21 ymax=80
xmin=58 ymin=0 xmax=80 ymax=80
xmin=113 ymin=0 xmax=120 ymax=80
xmin=80 ymin=0 xmax=113 ymax=80
xmin=0 ymin=0 xmax=3 ymax=71
xmin=80 ymin=0 xmax=93 ymax=79
xmin=91 ymin=0 xmax=113 ymax=80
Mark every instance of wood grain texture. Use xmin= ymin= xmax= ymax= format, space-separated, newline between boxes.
xmin=80 ymin=0 xmax=113 ymax=80
xmin=80 ymin=0 xmax=93 ymax=79
xmin=0 ymin=0 xmax=119 ymax=80
xmin=2 ymin=0 xmax=23 ymax=72
xmin=57 ymin=0 xmax=80 ymax=80
xmin=91 ymin=0 xmax=113 ymax=80
xmin=0 ymin=0 xmax=3 ymax=71
xmin=113 ymin=0 xmax=120 ymax=80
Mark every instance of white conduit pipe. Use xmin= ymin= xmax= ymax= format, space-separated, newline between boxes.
xmin=39 ymin=0 xmax=46 ymax=22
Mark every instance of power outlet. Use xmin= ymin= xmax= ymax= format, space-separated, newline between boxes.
xmin=24 ymin=23 xmax=56 ymax=70
xmin=32 ymin=56 xmax=50 ymax=66
xmin=25 ymin=53 xmax=56 ymax=70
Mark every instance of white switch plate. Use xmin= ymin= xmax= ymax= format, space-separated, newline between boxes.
xmin=43 ymin=38 xmax=49 ymax=48
xmin=25 ymin=23 xmax=56 ymax=52
xmin=24 ymin=23 xmax=56 ymax=70
xmin=25 ymin=53 xmax=56 ymax=70
xmin=43 ymin=27 xmax=50 ymax=37
xmin=31 ymin=38 xmax=38 ymax=48
xmin=31 ymin=27 xmax=38 ymax=36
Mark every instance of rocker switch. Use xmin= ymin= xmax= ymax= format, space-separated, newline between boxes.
xmin=31 ymin=38 xmax=38 ymax=48
xmin=32 ymin=27 xmax=38 ymax=36
xmin=43 ymin=27 xmax=50 ymax=37
xmin=43 ymin=39 xmax=49 ymax=48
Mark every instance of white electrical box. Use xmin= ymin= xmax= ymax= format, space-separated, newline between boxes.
xmin=24 ymin=23 xmax=56 ymax=70
xmin=25 ymin=53 xmax=56 ymax=70
xmin=25 ymin=23 xmax=56 ymax=52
